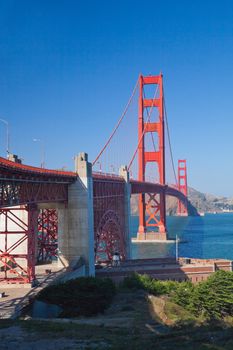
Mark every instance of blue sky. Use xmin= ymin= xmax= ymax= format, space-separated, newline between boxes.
xmin=0 ymin=0 xmax=233 ymax=196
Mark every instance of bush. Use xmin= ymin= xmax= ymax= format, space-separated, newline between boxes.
xmin=122 ymin=273 xmax=179 ymax=296
xmin=122 ymin=272 xmax=146 ymax=290
xmin=171 ymin=281 xmax=195 ymax=311
xmin=171 ymin=270 xmax=233 ymax=320
xmin=193 ymin=270 xmax=233 ymax=319
xmin=37 ymin=277 xmax=116 ymax=317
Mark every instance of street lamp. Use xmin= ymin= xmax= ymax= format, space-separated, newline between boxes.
xmin=33 ymin=138 xmax=45 ymax=168
xmin=176 ymin=235 xmax=179 ymax=261
xmin=0 ymin=118 xmax=10 ymax=157
xmin=96 ymin=161 xmax=102 ymax=172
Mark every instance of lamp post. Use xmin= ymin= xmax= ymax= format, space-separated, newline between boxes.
xmin=176 ymin=234 xmax=179 ymax=261
xmin=33 ymin=138 xmax=45 ymax=168
xmin=96 ymin=161 xmax=102 ymax=172
xmin=0 ymin=118 xmax=10 ymax=157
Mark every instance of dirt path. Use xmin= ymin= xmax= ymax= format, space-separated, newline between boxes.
xmin=148 ymin=295 xmax=173 ymax=325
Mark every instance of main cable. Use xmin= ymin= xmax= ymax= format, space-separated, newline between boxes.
xmin=163 ymin=87 xmax=178 ymax=186
xmin=128 ymin=83 xmax=159 ymax=170
xmin=93 ymin=77 xmax=139 ymax=166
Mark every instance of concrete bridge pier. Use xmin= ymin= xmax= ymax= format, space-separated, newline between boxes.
xmin=58 ymin=153 xmax=95 ymax=276
xmin=119 ymin=165 xmax=131 ymax=259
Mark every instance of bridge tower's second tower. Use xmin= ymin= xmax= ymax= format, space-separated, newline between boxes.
xmin=177 ymin=159 xmax=188 ymax=216
xmin=137 ymin=74 xmax=167 ymax=240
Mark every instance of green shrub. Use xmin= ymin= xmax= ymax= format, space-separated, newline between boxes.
xmin=122 ymin=273 xmax=179 ymax=296
xmin=193 ymin=270 xmax=233 ymax=319
xmin=122 ymin=272 xmax=146 ymax=290
xmin=171 ymin=270 xmax=233 ymax=320
xmin=37 ymin=277 xmax=116 ymax=317
xmin=171 ymin=281 xmax=195 ymax=311
xmin=123 ymin=271 xmax=233 ymax=320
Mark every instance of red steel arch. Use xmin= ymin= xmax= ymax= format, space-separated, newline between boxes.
xmin=93 ymin=174 xmax=126 ymax=263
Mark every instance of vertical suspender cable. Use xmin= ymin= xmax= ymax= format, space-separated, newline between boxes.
xmin=93 ymin=78 xmax=139 ymax=166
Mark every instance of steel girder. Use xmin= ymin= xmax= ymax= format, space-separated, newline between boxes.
xmin=0 ymin=181 xmax=69 ymax=207
xmin=37 ymin=209 xmax=58 ymax=262
xmin=0 ymin=205 xmax=38 ymax=284
xmin=0 ymin=156 xmax=76 ymax=208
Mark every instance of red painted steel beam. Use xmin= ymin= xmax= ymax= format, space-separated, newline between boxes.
xmin=0 ymin=156 xmax=76 ymax=179
xmin=142 ymin=76 xmax=160 ymax=84
xmin=0 ymin=206 xmax=38 ymax=284
xmin=0 ymin=181 xmax=68 ymax=208
xmin=143 ymin=98 xmax=160 ymax=107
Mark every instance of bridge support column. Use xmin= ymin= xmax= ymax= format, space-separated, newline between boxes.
xmin=119 ymin=165 xmax=131 ymax=259
xmin=136 ymin=74 xmax=167 ymax=241
xmin=177 ymin=160 xmax=188 ymax=216
xmin=27 ymin=204 xmax=39 ymax=283
xmin=58 ymin=153 xmax=95 ymax=276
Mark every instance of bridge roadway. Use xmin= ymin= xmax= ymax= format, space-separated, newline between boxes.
xmin=0 ymin=153 xmax=189 ymax=282
xmin=0 ymin=156 xmax=76 ymax=207
xmin=0 ymin=156 xmax=187 ymax=207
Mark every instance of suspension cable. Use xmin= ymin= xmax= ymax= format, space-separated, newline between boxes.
xmin=93 ymin=78 xmax=139 ymax=166
xmin=128 ymin=83 xmax=159 ymax=170
xmin=163 ymin=87 xmax=178 ymax=186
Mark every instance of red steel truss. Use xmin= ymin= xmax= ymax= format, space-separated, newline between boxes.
xmin=0 ymin=207 xmax=59 ymax=284
xmin=177 ymin=160 xmax=188 ymax=216
xmin=138 ymin=74 xmax=167 ymax=239
xmin=93 ymin=175 xmax=126 ymax=263
xmin=37 ymin=209 xmax=58 ymax=262
xmin=0 ymin=156 xmax=76 ymax=207
xmin=0 ymin=205 xmax=38 ymax=284
xmin=0 ymin=181 xmax=69 ymax=208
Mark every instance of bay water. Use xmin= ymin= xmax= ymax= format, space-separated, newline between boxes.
xmin=131 ymin=213 xmax=233 ymax=260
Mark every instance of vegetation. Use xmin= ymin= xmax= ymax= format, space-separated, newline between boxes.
xmin=122 ymin=270 xmax=233 ymax=320
xmin=172 ymin=270 xmax=233 ymax=320
xmin=37 ymin=276 xmax=116 ymax=317
xmin=1 ymin=318 xmax=233 ymax=350
xmin=3 ymin=272 xmax=232 ymax=349
xmin=121 ymin=272 xmax=178 ymax=295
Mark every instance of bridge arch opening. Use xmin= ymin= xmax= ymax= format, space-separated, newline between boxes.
xmin=95 ymin=210 xmax=126 ymax=263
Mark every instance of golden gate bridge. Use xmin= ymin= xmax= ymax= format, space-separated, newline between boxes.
xmin=0 ymin=73 xmax=190 ymax=284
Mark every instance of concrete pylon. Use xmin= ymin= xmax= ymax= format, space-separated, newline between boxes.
xmin=58 ymin=152 xmax=95 ymax=276
xmin=119 ymin=165 xmax=131 ymax=259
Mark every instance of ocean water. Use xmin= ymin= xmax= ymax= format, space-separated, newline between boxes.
xmin=131 ymin=213 xmax=233 ymax=260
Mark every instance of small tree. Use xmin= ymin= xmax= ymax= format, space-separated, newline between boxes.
xmin=194 ymin=270 xmax=233 ymax=319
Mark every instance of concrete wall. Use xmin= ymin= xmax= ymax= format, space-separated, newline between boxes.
xmin=58 ymin=153 xmax=95 ymax=276
xmin=0 ymin=154 xmax=131 ymax=278
xmin=119 ymin=166 xmax=131 ymax=259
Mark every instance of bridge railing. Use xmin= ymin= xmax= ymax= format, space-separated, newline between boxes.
xmin=93 ymin=171 xmax=124 ymax=181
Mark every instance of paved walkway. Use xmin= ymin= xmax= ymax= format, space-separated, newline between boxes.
xmin=0 ymin=264 xmax=65 ymax=319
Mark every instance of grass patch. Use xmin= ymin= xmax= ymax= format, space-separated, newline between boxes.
xmin=164 ymin=299 xmax=197 ymax=324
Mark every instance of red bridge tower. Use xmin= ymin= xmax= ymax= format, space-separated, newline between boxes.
xmin=177 ymin=159 xmax=188 ymax=216
xmin=137 ymin=74 xmax=167 ymax=240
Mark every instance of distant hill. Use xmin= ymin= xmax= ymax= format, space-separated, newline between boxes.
xmin=130 ymin=187 xmax=233 ymax=216
xmin=187 ymin=187 xmax=233 ymax=213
